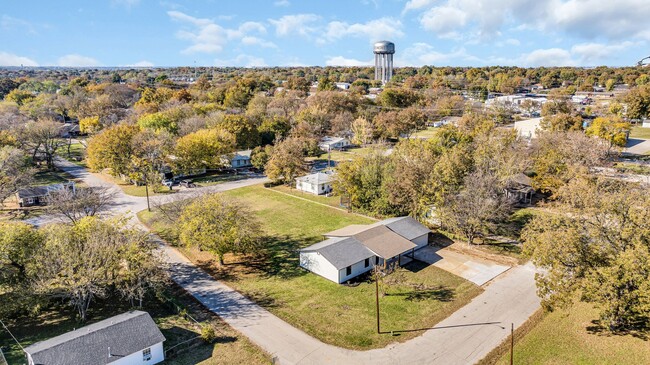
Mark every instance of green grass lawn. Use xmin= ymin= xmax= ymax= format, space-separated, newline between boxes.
xmin=630 ymin=126 xmax=650 ymax=140
xmin=0 ymin=285 xmax=269 ymax=365
xmin=98 ymin=173 xmax=175 ymax=197
xmin=140 ymin=185 xmax=482 ymax=349
xmin=191 ymin=171 xmax=248 ymax=187
xmin=33 ymin=168 xmax=75 ymax=186
xmin=410 ymin=127 xmax=439 ymax=139
xmin=269 ymin=184 xmax=345 ymax=209
xmin=307 ymin=145 xmax=381 ymax=164
xmin=614 ymin=161 xmax=650 ymax=175
xmin=496 ymin=302 xmax=650 ymax=365
xmin=56 ymin=142 xmax=86 ymax=167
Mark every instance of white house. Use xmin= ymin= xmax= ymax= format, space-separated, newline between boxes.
xmin=230 ymin=149 xmax=252 ymax=169
xmin=296 ymin=172 xmax=334 ymax=195
xmin=24 ymin=311 xmax=165 ymax=365
xmin=300 ymin=217 xmax=431 ymax=283
xmin=319 ymin=136 xmax=351 ymax=151
xmin=643 ymin=119 xmax=650 ymax=128
xmin=335 ymin=82 xmax=351 ymax=90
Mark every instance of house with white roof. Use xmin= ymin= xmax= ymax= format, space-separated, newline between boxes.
xmin=23 ymin=310 xmax=165 ymax=365
xmin=319 ymin=136 xmax=351 ymax=151
xmin=299 ymin=217 xmax=431 ymax=283
xmin=295 ymin=172 xmax=334 ymax=195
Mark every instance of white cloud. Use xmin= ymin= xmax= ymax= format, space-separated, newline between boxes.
xmin=397 ymin=43 xmax=479 ymax=66
xmin=570 ymin=41 xmax=635 ymax=64
xmin=410 ymin=0 xmax=650 ymax=42
xmin=325 ymin=56 xmax=371 ymax=66
xmin=125 ymin=60 xmax=155 ymax=67
xmin=57 ymin=54 xmax=101 ymax=67
xmin=268 ymin=14 xmax=320 ymax=37
xmin=420 ymin=6 xmax=467 ymax=39
xmin=322 ymin=17 xmax=404 ymax=43
xmin=0 ymin=52 xmax=38 ymax=66
xmin=111 ymin=0 xmax=140 ymax=8
xmin=168 ymin=11 xmax=271 ymax=53
xmin=274 ymin=0 xmax=290 ymax=7
xmin=402 ymin=0 xmax=436 ymax=14
xmin=1 ymin=15 xmax=38 ymax=35
xmin=214 ymin=54 xmax=267 ymax=67
xmin=521 ymin=48 xmax=575 ymax=67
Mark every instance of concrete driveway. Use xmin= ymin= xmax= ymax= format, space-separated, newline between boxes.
xmin=413 ymin=246 xmax=511 ymax=286
xmin=625 ymin=138 xmax=650 ymax=155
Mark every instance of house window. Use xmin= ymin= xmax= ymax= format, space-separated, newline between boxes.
xmin=364 ymin=258 xmax=369 ymax=268
xmin=346 ymin=266 xmax=351 ymax=276
xmin=375 ymin=257 xmax=379 ymax=265
xmin=143 ymin=348 xmax=152 ymax=361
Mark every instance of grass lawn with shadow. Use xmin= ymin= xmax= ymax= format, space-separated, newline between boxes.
xmin=140 ymin=185 xmax=483 ymax=350
xmin=496 ymin=302 xmax=650 ymax=365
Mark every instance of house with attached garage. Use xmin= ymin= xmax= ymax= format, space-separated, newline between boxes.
xmin=23 ymin=310 xmax=165 ymax=365
xmin=299 ymin=216 xmax=431 ymax=283
xmin=295 ymin=172 xmax=334 ymax=195
xmin=319 ymin=136 xmax=351 ymax=151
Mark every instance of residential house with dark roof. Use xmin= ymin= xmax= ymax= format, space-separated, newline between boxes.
xmin=23 ymin=310 xmax=165 ymax=365
xmin=299 ymin=216 xmax=430 ymax=283
xmin=15 ymin=182 xmax=75 ymax=207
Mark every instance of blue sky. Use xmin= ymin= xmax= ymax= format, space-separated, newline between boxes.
xmin=1 ymin=0 xmax=649 ymax=68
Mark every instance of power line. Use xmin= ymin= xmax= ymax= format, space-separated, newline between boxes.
xmin=0 ymin=319 xmax=25 ymax=353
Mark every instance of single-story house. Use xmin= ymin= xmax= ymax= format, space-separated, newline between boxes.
xmin=24 ymin=310 xmax=165 ymax=365
xmin=15 ymin=182 xmax=76 ymax=207
xmin=319 ymin=136 xmax=350 ymax=151
xmin=335 ymin=82 xmax=351 ymax=90
xmin=296 ymin=172 xmax=334 ymax=195
xmin=231 ymin=150 xmax=252 ymax=168
xmin=642 ymin=119 xmax=650 ymax=128
xmin=300 ymin=216 xmax=431 ymax=283
xmin=505 ymin=173 xmax=534 ymax=205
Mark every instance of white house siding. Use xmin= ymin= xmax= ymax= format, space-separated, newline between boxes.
xmin=109 ymin=342 xmax=164 ymax=365
xmin=296 ymin=181 xmax=332 ymax=195
xmin=411 ymin=234 xmax=429 ymax=250
xmin=338 ymin=257 xmax=375 ymax=283
xmin=300 ymin=252 xmax=339 ymax=283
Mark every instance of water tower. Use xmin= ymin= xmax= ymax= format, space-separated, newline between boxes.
xmin=374 ymin=41 xmax=395 ymax=84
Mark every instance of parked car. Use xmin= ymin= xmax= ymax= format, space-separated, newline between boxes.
xmin=180 ymin=179 xmax=196 ymax=188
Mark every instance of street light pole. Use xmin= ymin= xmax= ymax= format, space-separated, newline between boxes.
xmin=375 ymin=269 xmax=381 ymax=334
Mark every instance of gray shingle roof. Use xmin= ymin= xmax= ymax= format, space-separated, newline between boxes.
xmin=24 ymin=310 xmax=165 ymax=365
xmin=378 ymin=216 xmax=430 ymax=241
xmin=301 ymin=237 xmax=374 ymax=270
xmin=353 ymin=225 xmax=417 ymax=259
xmin=295 ymin=172 xmax=334 ymax=185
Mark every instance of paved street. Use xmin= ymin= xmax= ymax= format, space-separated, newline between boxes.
xmin=37 ymin=158 xmax=541 ymax=365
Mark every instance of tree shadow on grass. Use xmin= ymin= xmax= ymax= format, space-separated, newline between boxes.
xmin=239 ymin=234 xmax=309 ymax=280
xmin=586 ymin=319 xmax=650 ymax=340
xmin=386 ymin=286 xmax=456 ymax=302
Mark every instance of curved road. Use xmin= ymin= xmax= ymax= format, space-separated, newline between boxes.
xmin=39 ymin=158 xmax=540 ymax=365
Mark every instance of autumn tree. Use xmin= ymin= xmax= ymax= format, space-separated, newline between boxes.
xmin=174 ymin=128 xmax=235 ymax=172
xmin=585 ymin=116 xmax=631 ymax=154
xmin=47 ymin=186 xmax=116 ymax=223
xmin=523 ymin=177 xmax=650 ymax=331
xmin=179 ymin=194 xmax=262 ymax=265
xmin=23 ymin=119 xmax=67 ymax=169
xmin=265 ymin=137 xmax=308 ymax=185
xmin=32 ymin=217 xmax=164 ymax=320
xmin=79 ymin=116 xmax=102 ymax=135
xmin=0 ymin=146 xmax=33 ymax=204
xmin=86 ymin=124 xmax=140 ymax=176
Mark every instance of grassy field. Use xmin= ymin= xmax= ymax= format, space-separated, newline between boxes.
xmin=630 ymin=126 xmax=650 ymax=140
xmin=140 ymin=185 xmax=482 ymax=349
xmin=0 ymin=285 xmax=269 ymax=365
xmin=98 ymin=173 xmax=175 ymax=197
xmin=495 ymin=302 xmax=650 ymax=365
xmin=33 ymin=168 xmax=76 ymax=186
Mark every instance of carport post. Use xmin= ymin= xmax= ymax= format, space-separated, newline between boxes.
xmin=375 ymin=270 xmax=380 ymax=334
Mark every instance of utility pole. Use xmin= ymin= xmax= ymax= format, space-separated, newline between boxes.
xmin=510 ymin=322 xmax=514 ymax=365
xmin=375 ymin=269 xmax=381 ymax=334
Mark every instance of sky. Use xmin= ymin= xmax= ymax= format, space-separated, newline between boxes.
xmin=1 ymin=0 xmax=649 ymax=68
